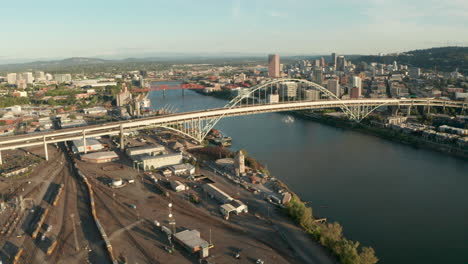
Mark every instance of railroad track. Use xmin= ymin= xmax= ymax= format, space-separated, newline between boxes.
xmin=91 ymin=186 xmax=158 ymax=264
xmin=47 ymin=168 xmax=73 ymax=263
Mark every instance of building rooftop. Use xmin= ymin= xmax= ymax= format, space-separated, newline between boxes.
xmin=72 ymin=138 xmax=102 ymax=148
xmin=81 ymin=151 xmax=118 ymax=160
xmin=170 ymin=163 xmax=195 ymax=171
xmin=174 ymin=229 xmax=209 ymax=250
xmin=139 ymin=153 xmax=182 ymax=161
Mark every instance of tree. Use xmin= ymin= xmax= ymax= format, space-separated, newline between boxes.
xmin=359 ymin=247 xmax=379 ymax=264
xmin=47 ymin=98 xmax=57 ymax=106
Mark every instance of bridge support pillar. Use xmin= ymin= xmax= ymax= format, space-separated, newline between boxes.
xmin=182 ymin=89 xmax=185 ymax=96
xmin=43 ymin=136 xmax=48 ymax=161
xmin=407 ymin=105 xmax=412 ymax=116
xmin=163 ymin=89 xmax=166 ymax=97
xmin=0 ymin=150 xmax=2 ymax=165
xmin=83 ymin=130 xmax=87 ymax=154
xmin=120 ymin=124 xmax=124 ymax=151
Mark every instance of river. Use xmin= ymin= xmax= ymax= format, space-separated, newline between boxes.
xmin=149 ymin=83 xmax=468 ymax=264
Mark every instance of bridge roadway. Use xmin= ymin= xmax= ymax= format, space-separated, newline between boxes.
xmin=0 ymin=98 xmax=464 ymax=153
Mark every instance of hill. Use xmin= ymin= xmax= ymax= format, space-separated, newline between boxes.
xmin=355 ymin=47 xmax=468 ymax=74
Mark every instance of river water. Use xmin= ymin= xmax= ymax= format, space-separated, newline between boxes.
xmin=149 ymin=83 xmax=468 ymax=264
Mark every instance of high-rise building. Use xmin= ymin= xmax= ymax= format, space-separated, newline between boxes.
xmin=268 ymin=54 xmax=280 ymax=78
xmin=45 ymin=73 xmax=54 ymax=81
xmin=311 ymin=69 xmax=323 ymax=85
xmin=303 ymin=90 xmax=320 ymax=101
xmin=55 ymin=74 xmax=72 ymax=83
xmin=314 ymin=59 xmax=321 ymax=67
xmin=352 ymin=76 xmax=362 ymax=96
xmin=16 ymin=79 xmax=27 ymax=89
xmin=327 ymin=79 xmax=341 ymax=97
xmin=350 ymin=87 xmax=360 ymax=99
xmin=22 ymin=72 xmax=34 ymax=84
xmin=336 ymin=56 xmax=346 ymax=71
xmin=7 ymin=73 xmax=17 ymax=85
xmin=34 ymin=71 xmax=45 ymax=81
xmin=331 ymin=53 xmax=337 ymax=68
xmin=409 ymin=67 xmax=421 ymax=79
xmin=321 ymin=57 xmax=326 ymax=67
xmin=279 ymin=82 xmax=298 ymax=98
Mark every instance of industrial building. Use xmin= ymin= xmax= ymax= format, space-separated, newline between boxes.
xmin=126 ymin=145 xmax=165 ymax=156
xmin=72 ymin=138 xmax=104 ymax=153
xmin=203 ymin=183 xmax=233 ymax=204
xmin=81 ymin=151 xmax=119 ymax=163
xmin=169 ymin=163 xmax=195 ymax=176
xmin=170 ymin=181 xmax=186 ymax=192
xmin=137 ymin=153 xmax=183 ymax=171
xmin=173 ymin=229 xmax=210 ymax=258
xmin=220 ymin=199 xmax=248 ymax=219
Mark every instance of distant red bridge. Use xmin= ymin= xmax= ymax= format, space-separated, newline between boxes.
xmin=131 ymin=83 xmax=205 ymax=93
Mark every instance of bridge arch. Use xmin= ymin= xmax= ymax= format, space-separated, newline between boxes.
xmin=200 ymin=78 xmax=370 ymax=139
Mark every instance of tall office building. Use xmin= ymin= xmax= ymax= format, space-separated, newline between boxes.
xmin=331 ymin=53 xmax=337 ymax=68
xmin=314 ymin=59 xmax=321 ymax=67
xmin=349 ymin=87 xmax=360 ymax=99
xmin=409 ymin=67 xmax=421 ymax=79
xmin=268 ymin=54 xmax=280 ymax=78
xmin=6 ymin=73 xmax=17 ymax=85
xmin=304 ymin=89 xmax=320 ymax=101
xmin=45 ymin=73 xmax=54 ymax=81
xmin=279 ymin=82 xmax=298 ymax=98
xmin=22 ymin=72 xmax=34 ymax=84
xmin=34 ymin=71 xmax=45 ymax=81
xmin=336 ymin=56 xmax=346 ymax=71
xmin=327 ymin=79 xmax=341 ymax=97
xmin=352 ymin=76 xmax=362 ymax=96
xmin=311 ymin=69 xmax=323 ymax=85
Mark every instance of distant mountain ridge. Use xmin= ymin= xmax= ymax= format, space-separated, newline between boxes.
xmin=0 ymin=47 xmax=466 ymax=74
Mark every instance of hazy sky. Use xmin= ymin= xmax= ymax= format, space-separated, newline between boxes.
xmin=1 ymin=0 xmax=467 ymax=61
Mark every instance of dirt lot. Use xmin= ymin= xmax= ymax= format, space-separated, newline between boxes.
xmin=74 ymin=137 xmax=300 ymax=263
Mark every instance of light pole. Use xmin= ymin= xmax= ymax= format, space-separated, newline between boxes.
xmin=168 ymin=202 xmax=176 ymax=249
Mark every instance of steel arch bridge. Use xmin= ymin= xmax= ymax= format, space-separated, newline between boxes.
xmin=0 ymin=78 xmax=465 ymax=163
xmin=192 ymin=78 xmax=465 ymax=140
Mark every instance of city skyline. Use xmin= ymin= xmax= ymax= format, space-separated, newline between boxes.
xmin=1 ymin=0 xmax=467 ymax=63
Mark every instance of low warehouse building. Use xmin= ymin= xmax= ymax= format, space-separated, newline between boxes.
xmin=203 ymin=183 xmax=233 ymax=204
xmin=72 ymin=138 xmax=104 ymax=153
xmin=174 ymin=229 xmax=210 ymax=258
xmin=138 ymin=153 xmax=183 ymax=171
xmin=81 ymin=151 xmax=119 ymax=163
xmin=126 ymin=145 xmax=165 ymax=156
xmin=169 ymin=163 xmax=195 ymax=176
xmin=220 ymin=199 xmax=248 ymax=219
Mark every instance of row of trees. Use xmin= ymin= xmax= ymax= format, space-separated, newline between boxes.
xmin=0 ymin=96 xmax=30 ymax=108
xmin=286 ymin=195 xmax=378 ymax=264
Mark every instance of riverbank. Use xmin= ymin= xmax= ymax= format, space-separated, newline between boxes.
xmin=291 ymin=111 xmax=468 ymax=160
xmin=190 ymin=145 xmax=378 ymax=264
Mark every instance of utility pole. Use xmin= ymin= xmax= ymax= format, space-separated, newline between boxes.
xmin=71 ymin=214 xmax=79 ymax=251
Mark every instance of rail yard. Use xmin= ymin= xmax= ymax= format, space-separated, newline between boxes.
xmin=0 ymin=128 xmax=336 ymax=264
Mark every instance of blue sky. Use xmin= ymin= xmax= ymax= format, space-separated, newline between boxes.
xmin=0 ymin=0 xmax=467 ymax=61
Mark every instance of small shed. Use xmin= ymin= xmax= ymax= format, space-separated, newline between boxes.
xmin=170 ymin=181 xmax=186 ymax=192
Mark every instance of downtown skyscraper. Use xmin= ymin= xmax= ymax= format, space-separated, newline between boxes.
xmin=268 ymin=54 xmax=280 ymax=78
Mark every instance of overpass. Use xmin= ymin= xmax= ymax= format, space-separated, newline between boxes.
xmin=0 ymin=78 xmax=465 ymax=163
